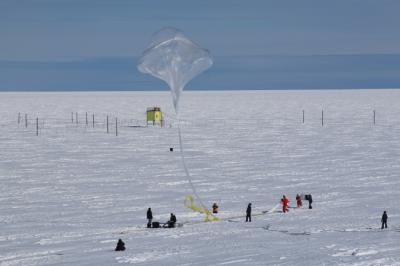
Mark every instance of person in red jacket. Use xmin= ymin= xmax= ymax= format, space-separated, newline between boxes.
xmin=281 ymin=195 xmax=289 ymax=213
xmin=296 ymin=194 xmax=302 ymax=208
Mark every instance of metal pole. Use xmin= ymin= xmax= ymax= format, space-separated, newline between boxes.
xmin=75 ymin=112 xmax=78 ymax=124
xmin=36 ymin=117 xmax=39 ymax=136
xmin=373 ymin=110 xmax=376 ymax=125
xmin=302 ymin=110 xmax=304 ymax=124
xmin=322 ymin=110 xmax=324 ymax=126
xmin=115 ymin=118 xmax=118 ymax=136
xmin=86 ymin=112 xmax=88 ymax=126
xmin=107 ymin=115 xmax=109 ymax=133
xmin=25 ymin=114 xmax=28 ymax=128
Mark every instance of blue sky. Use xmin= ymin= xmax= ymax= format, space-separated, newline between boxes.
xmin=1 ymin=0 xmax=400 ymax=90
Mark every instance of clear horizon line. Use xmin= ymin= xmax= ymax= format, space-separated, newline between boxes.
xmin=2 ymin=52 xmax=400 ymax=63
xmin=1 ymin=88 xmax=400 ymax=93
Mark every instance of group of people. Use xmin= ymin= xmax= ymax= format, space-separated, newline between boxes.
xmin=117 ymin=205 xmax=389 ymax=252
xmin=145 ymin=199 xmax=390 ymax=229
xmin=245 ymin=194 xmax=313 ymax=222
xmin=145 ymin=194 xmax=314 ymax=226
xmin=280 ymin=194 xmax=313 ymax=213
xmin=147 ymin=208 xmax=177 ymax=228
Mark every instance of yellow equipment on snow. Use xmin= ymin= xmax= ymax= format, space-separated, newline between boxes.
xmin=146 ymin=107 xmax=164 ymax=126
xmin=184 ymin=195 xmax=219 ymax=222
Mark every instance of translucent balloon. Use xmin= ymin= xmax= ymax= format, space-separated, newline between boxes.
xmin=138 ymin=27 xmax=213 ymax=113
xmin=138 ymin=28 xmax=215 ymax=221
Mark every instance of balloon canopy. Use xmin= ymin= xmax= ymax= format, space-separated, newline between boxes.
xmin=138 ymin=27 xmax=213 ymax=113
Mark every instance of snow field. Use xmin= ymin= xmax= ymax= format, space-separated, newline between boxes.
xmin=1 ymin=90 xmax=400 ymax=265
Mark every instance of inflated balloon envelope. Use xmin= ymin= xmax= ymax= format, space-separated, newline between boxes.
xmin=138 ymin=27 xmax=213 ymax=113
xmin=138 ymin=28 xmax=216 ymax=222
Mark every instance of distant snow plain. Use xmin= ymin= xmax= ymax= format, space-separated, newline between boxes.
xmin=1 ymin=90 xmax=400 ymax=266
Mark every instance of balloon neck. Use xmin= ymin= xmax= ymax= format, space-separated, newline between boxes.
xmin=170 ymin=84 xmax=184 ymax=118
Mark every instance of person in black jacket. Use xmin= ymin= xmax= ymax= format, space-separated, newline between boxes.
xmin=115 ymin=239 xmax=126 ymax=251
xmin=305 ymin=194 xmax=313 ymax=209
xmin=168 ymin=213 xmax=177 ymax=228
xmin=147 ymin=208 xmax=153 ymax=227
xmin=246 ymin=203 xmax=252 ymax=222
xmin=381 ymin=211 xmax=388 ymax=229
xmin=212 ymin=203 xmax=219 ymax=214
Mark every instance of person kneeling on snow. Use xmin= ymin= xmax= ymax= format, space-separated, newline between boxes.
xmin=115 ymin=239 xmax=126 ymax=251
xmin=281 ymin=195 xmax=289 ymax=213
xmin=212 ymin=203 xmax=219 ymax=214
xmin=168 ymin=213 xmax=177 ymax=228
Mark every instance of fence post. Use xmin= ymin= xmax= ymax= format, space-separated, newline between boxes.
xmin=36 ymin=117 xmax=39 ymax=136
xmin=18 ymin=112 xmax=21 ymax=125
xmin=75 ymin=112 xmax=78 ymax=124
xmin=86 ymin=112 xmax=88 ymax=126
xmin=302 ymin=110 xmax=304 ymax=124
xmin=107 ymin=115 xmax=109 ymax=133
xmin=321 ymin=110 xmax=324 ymax=126
xmin=115 ymin=117 xmax=118 ymax=136
xmin=71 ymin=112 xmax=74 ymax=123
xmin=92 ymin=114 xmax=95 ymax=128
xmin=25 ymin=114 xmax=28 ymax=128
xmin=373 ymin=110 xmax=376 ymax=125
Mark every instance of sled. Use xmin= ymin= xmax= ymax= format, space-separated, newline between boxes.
xmin=149 ymin=221 xmax=183 ymax=228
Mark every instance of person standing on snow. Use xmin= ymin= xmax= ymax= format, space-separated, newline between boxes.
xmin=296 ymin=194 xmax=302 ymax=208
xmin=305 ymin=194 xmax=313 ymax=209
xmin=246 ymin=203 xmax=252 ymax=222
xmin=147 ymin=208 xmax=153 ymax=227
xmin=281 ymin=195 xmax=289 ymax=213
xmin=381 ymin=211 xmax=388 ymax=229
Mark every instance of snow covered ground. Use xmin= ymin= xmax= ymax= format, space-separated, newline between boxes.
xmin=1 ymin=90 xmax=400 ymax=266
